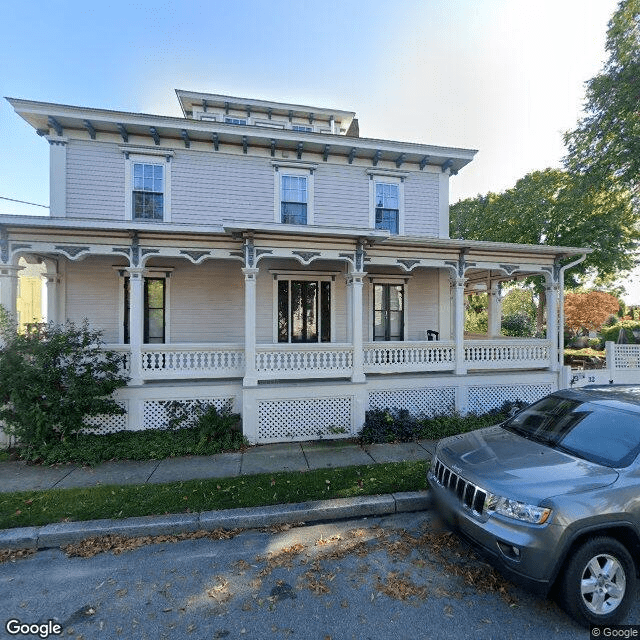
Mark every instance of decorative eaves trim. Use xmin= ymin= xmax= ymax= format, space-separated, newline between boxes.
xmin=365 ymin=168 xmax=410 ymax=180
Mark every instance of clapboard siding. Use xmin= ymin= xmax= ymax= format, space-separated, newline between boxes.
xmin=404 ymin=173 xmax=439 ymax=236
xmin=66 ymin=141 xmax=125 ymax=220
xmin=170 ymin=261 xmax=245 ymax=343
xmin=406 ymin=269 xmax=440 ymax=339
xmin=64 ymin=141 xmax=441 ymax=235
xmin=314 ymin=164 xmax=369 ymax=227
xmin=64 ymin=257 xmax=122 ymax=342
xmin=171 ymin=152 xmax=273 ymax=225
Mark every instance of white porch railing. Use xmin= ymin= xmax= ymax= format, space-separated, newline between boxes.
xmin=364 ymin=341 xmax=456 ymax=373
xmin=105 ymin=338 xmax=555 ymax=382
xmin=104 ymin=344 xmax=131 ymax=374
xmin=464 ymin=339 xmax=551 ymax=369
xmin=255 ymin=343 xmax=354 ymax=379
xmin=139 ymin=344 xmax=245 ymax=379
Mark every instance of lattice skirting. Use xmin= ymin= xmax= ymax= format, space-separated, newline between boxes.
xmin=368 ymin=387 xmax=456 ymax=417
xmin=467 ymin=384 xmax=554 ymax=414
xmin=258 ymin=397 xmax=352 ymax=442
xmin=143 ymin=397 xmax=236 ymax=430
xmin=82 ymin=401 xmax=129 ymax=434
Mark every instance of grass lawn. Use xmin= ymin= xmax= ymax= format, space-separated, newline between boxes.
xmin=0 ymin=461 xmax=428 ymax=530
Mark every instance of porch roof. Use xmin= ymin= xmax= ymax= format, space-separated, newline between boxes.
xmin=0 ymin=213 xmax=590 ymax=264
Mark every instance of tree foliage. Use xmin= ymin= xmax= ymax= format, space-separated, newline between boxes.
xmin=501 ymin=287 xmax=537 ymax=324
xmin=564 ymin=291 xmax=620 ymax=336
xmin=450 ymin=168 xmax=639 ymax=287
xmin=0 ymin=314 xmax=129 ymax=451
xmin=564 ymin=0 xmax=640 ymax=199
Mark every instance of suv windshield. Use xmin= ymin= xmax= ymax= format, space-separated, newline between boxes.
xmin=503 ymin=395 xmax=640 ymax=467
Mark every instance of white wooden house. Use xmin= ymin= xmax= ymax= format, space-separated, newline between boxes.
xmin=1 ymin=91 xmax=587 ymax=443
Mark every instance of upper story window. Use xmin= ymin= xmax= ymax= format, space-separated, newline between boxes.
xmin=133 ymin=162 xmax=164 ymax=220
xmin=292 ymin=125 xmax=313 ymax=132
xmin=225 ymin=116 xmax=247 ymax=125
xmin=375 ymin=183 xmax=399 ymax=234
xmin=123 ymin=150 xmax=172 ymax=222
xmin=281 ymin=175 xmax=308 ymax=224
xmin=367 ymin=170 xmax=406 ymax=235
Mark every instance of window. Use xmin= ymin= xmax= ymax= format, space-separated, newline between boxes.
xmin=225 ymin=116 xmax=247 ymax=125
xmin=292 ymin=125 xmax=313 ymax=132
xmin=133 ymin=162 xmax=164 ymax=220
xmin=277 ymin=279 xmax=331 ymax=343
xmin=375 ymin=182 xmax=399 ymax=234
xmin=124 ymin=151 xmax=172 ymax=222
xmin=373 ymin=283 xmax=404 ymax=341
xmin=281 ymin=175 xmax=308 ymax=225
xmin=123 ymin=276 xmax=167 ymax=344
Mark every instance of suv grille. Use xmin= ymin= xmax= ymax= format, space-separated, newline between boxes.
xmin=433 ymin=457 xmax=487 ymax=515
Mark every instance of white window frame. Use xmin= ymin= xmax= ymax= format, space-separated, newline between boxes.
xmin=272 ymin=161 xmax=316 ymax=225
xmin=291 ymin=124 xmax=314 ymax=133
xmin=270 ymin=271 xmax=337 ymax=344
xmin=116 ymin=267 xmax=173 ymax=345
xmin=123 ymin=149 xmax=173 ymax=223
xmin=366 ymin=169 xmax=407 ymax=235
xmin=367 ymin=276 xmax=410 ymax=342
xmin=224 ymin=116 xmax=247 ymax=125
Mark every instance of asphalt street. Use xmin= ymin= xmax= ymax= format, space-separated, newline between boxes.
xmin=3 ymin=510 xmax=632 ymax=640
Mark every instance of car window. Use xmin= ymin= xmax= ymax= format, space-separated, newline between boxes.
xmin=504 ymin=396 xmax=640 ymax=467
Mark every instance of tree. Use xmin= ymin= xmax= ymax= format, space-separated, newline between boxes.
xmin=501 ymin=286 xmax=537 ymax=326
xmin=564 ymin=291 xmax=620 ymax=336
xmin=451 ymin=169 xmax=639 ymax=287
xmin=0 ymin=312 xmax=129 ymax=453
xmin=564 ymin=0 xmax=640 ymax=200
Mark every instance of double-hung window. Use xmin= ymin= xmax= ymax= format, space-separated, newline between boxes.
xmin=277 ymin=278 xmax=331 ymax=343
xmin=124 ymin=150 xmax=172 ymax=222
xmin=375 ymin=182 xmax=400 ymax=234
xmin=281 ymin=175 xmax=308 ymax=225
xmin=133 ymin=162 xmax=164 ymax=220
xmin=373 ymin=283 xmax=404 ymax=341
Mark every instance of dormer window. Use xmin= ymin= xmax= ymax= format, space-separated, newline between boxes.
xmin=225 ymin=116 xmax=247 ymax=125
xmin=281 ymin=175 xmax=307 ymax=224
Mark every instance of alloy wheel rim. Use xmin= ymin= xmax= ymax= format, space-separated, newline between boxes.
xmin=580 ymin=553 xmax=626 ymax=615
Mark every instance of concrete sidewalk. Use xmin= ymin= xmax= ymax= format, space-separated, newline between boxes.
xmin=0 ymin=439 xmax=436 ymax=493
xmin=0 ymin=440 xmax=435 ymax=551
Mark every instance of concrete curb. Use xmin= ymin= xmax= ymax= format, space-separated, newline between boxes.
xmin=0 ymin=491 xmax=432 ymax=551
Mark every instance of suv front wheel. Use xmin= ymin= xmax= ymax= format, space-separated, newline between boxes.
xmin=560 ymin=537 xmax=637 ymax=627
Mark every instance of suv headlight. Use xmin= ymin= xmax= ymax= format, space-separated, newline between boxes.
xmin=486 ymin=494 xmax=551 ymax=525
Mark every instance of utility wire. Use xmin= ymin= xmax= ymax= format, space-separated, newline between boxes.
xmin=0 ymin=195 xmax=49 ymax=208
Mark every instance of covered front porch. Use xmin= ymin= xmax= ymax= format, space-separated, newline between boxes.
xmin=0 ymin=218 xmax=588 ymax=443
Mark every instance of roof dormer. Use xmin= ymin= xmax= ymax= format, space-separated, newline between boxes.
xmin=175 ymin=90 xmax=356 ymax=136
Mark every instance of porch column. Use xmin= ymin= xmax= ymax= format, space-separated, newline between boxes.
xmin=0 ymin=265 xmax=20 ymax=322
xmin=43 ymin=264 xmax=61 ymax=324
xmin=545 ymin=282 xmax=560 ymax=371
xmin=453 ymin=276 xmax=467 ymax=375
xmin=127 ymin=267 xmax=145 ymax=386
xmin=487 ymin=280 xmax=502 ymax=337
xmin=348 ymin=271 xmax=366 ymax=383
xmin=242 ymin=267 xmax=259 ymax=387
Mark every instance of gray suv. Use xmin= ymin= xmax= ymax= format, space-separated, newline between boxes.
xmin=427 ymin=386 xmax=640 ymax=627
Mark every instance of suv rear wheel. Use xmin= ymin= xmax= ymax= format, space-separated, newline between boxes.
xmin=560 ymin=537 xmax=636 ymax=627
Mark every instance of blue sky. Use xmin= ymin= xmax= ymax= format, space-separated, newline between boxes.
xmin=0 ymin=1 xmax=622 ymax=215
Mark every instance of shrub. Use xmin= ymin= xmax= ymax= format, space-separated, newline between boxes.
xmin=166 ymin=400 xmax=242 ymax=453
xmin=358 ymin=400 xmax=528 ymax=444
xmin=501 ymin=312 xmax=535 ymax=337
xmin=0 ymin=312 xmax=128 ymax=452
xmin=600 ymin=319 xmax=640 ymax=344
xmin=588 ymin=338 xmax=602 ymax=350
